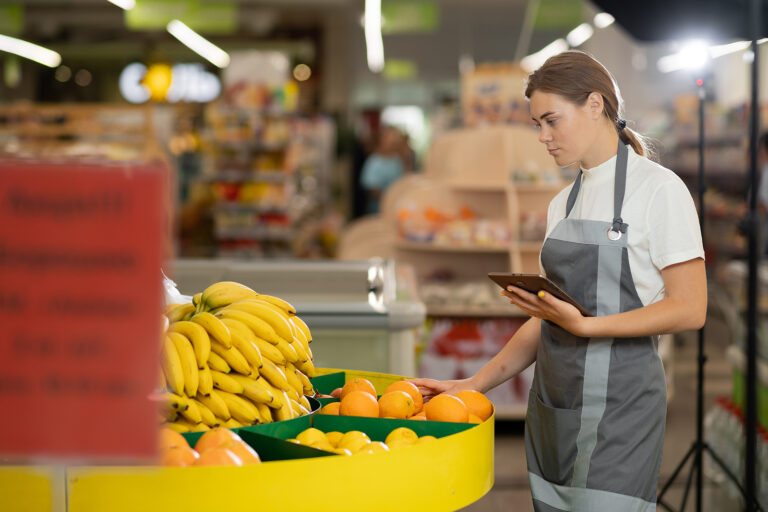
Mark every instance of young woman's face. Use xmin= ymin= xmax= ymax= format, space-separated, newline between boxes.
xmin=529 ymin=90 xmax=596 ymax=168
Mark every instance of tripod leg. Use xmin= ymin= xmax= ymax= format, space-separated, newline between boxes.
xmin=658 ymin=443 xmax=697 ymax=501
xmin=704 ymin=444 xmax=767 ymax=512
xmin=680 ymin=455 xmax=698 ymax=511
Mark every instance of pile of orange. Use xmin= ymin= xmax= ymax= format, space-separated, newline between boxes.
xmin=158 ymin=426 xmax=262 ymax=467
xmin=318 ymin=378 xmax=493 ymax=424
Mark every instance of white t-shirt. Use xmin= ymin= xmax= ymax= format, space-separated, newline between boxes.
xmin=542 ymin=145 xmax=705 ymax=306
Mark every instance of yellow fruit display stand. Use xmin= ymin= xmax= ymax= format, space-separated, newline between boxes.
xmin=2 ymin=369 xmax=494 ymax=512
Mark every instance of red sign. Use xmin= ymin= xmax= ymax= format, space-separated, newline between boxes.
xmin=0 ymin=159 xmax=169 ymax=461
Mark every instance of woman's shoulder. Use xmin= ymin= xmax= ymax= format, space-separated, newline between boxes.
xmin=628 ymin=150 xmax=689 ymax=191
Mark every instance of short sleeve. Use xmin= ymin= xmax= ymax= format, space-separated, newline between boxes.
xmin=361 ymin=157 xmax=385 ymax=190
xmin=647 ymin=178 xmax=705 ymax=270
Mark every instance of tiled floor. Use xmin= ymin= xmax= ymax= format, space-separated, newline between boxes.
xmin=461 ymin=312 xmax=746 ymax=511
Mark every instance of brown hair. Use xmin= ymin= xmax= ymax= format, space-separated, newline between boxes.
xmin=524 ymin=50 xmax=652 ymax=159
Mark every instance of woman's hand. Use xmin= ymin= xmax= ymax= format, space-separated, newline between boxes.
xmin=406 ymin=378 xmax=479 ymax=401
xmin=502 ymin=286 xmax=588 ymax=336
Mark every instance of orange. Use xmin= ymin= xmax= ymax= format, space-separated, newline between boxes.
xmin=385 ymin=381 xmax=423 ymax=413
xmin=468 ymin=413 xmax=482 ymax=424
xmin=340 ymin=378 xmax=377 ymax=400
xmin=225 ymin=440 xmax=261 ymax=464
xmin=408 ymin=414 xmax=426 ymax=421
xmin=339 ymin=390 xmax=379 ymax=418
xmin=160 ymin=445 xmax=199 ymax=466
xmin=158 ymin=427 xmax=189 ymax=451
xmin=424 ymin=394 xmax=469 ymax=423
xmin=455 ymin=390 xmax=493 ymax=421
xmin=378 ymin=390 xmax=415 ymax=419
xmin=320 ymin=402 xmax=341 ymax=415
xmin=194 ymin=427 xmax=243 ymax=454
xmin=195 ymin=446 xmax=243 ymax=466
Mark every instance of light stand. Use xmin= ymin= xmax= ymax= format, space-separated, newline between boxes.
xmin=656 ymin=68 xmax=765 ymax=512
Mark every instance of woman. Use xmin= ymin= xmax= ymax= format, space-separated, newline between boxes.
xmin=411 ymin=51 xmax=706 ymax=511
xmin=360 ymin=126 xmax=407 ymax=214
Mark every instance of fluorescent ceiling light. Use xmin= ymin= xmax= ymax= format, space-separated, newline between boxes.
xmin=593 ymin=12 xmax=615 ymax=29
xmin=107 ymin=0 xmax=135 ymax=10
xmin=0 ymin=34 xmax=61 ymax=67
xmin=521 ymin=38 xmax=568 ymax=72
xmin=166 ymin=20 xmax=230 ymax=69
xmin=566 ymin=23 xmax=594 ymax=47
xmin=709 ymin=40 xmax=751 ymax=58
xmin=364 ymin=0 xmax=384 ymax=73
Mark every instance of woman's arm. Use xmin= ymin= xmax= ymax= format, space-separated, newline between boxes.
xmin=504 ymin=258 xmax=707 ymax=338
xmin=409 ymin=316 xmax=541 ymax=397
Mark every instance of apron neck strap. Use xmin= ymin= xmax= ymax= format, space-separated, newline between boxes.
xmin=564 ymin=140 xmax=630 ymax=237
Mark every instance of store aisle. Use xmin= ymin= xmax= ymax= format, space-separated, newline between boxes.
xmin=463 ymin=313 xmax=742 ymax=511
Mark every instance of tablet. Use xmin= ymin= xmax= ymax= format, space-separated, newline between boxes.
xmin=488 ymin=272 xmax=593 ymax=317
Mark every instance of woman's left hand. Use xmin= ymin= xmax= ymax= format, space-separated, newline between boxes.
xmin=502 ymin=286 xmax=588 ymax=336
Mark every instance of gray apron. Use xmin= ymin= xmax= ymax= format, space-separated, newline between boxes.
xmin=525 ymin=142 xmax=666 ymax=512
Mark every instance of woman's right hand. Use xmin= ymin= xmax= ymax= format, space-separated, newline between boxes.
xmin=406 ymin=377 xmax=479 ymax=401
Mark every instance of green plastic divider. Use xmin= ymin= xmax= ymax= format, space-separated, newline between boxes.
xmin=238 ymin=430 xmax=332 ymax=461
xmin=312 ymin=414 xmax=474 ymax=442
xmin=309 ymin=372 xmax=345 ymax=394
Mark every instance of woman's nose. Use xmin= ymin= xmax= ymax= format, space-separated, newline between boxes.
xmin=539 ymin=126 xmax=552 ymax=143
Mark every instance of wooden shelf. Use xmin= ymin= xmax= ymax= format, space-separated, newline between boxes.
xmin=514 ymin=241 xmax=543 ymax=251
xmin=212 ymin=203 xmax=289 ymax=213
xmin=511 ymin=182 xmax=564 ymax=192
xmin=395 ymin=241 xmax=509 ymax=254
xmin=447 ymin=182 xmax=507 ymax=192
xmin=426 ymin=304 xmax=527 ymax=318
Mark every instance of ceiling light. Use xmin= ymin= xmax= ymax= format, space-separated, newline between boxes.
xmin=166 ymin=20 xmax=230 ymax=69
xmin=566 ymin=23 xmax=594 ymax=47
xmin=0 ymin=34 xmax=61 ymax=67
xmin=293 ymin=64 xmax=311 ymax=81
xmin=657 ymin=40 xmax=710 ymax=73
xmin=709 ymin=40 xmax=751 ymax=59
xmin=593 ymin=12 xmax=615 ymax=29
xmin=107 ymin=0 xmax=135 ymax=10
xmin=521 ymin=39 xmax=568 ymax=72
xmin=364 ymin=0 xmax=384 ymax=73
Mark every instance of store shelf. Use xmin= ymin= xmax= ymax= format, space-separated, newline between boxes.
xmin=212 ymin=140 xmax=289 ymax=153
xmin=725 ymin=345 xmax=768 ymax=386
xmin=514 ymin=241 xmax=543 ymax=252
xmin=395 ymin=241 xmax=509 ymax=254
xmin=447 ymin=182 xmax=507 ymax=192
xmin=214 ymin=227 xmax=293 ymax=241
xmin=212 ymin=202 xmax=289 ymax=213
xmin=426 ymin=304 xmax=527 ymax=318
xmin=511 ymin=182 xmax=564 ymax=193
xmin=201 ymin=170 xmax=293 ymax=183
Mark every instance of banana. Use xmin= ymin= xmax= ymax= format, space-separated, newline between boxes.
xmin=253 ymin=336 xmax=286 ymax=366
xmin=191 ymin=398 xmax=219 ymax=427
xmin=166 ymin=303 xmax=196 ymax=323
xmin=172 ymin=417 xmax=208 ymax=432
xmin=224 ymin=418 xmax=243 ymax=429
xmin=254 ymin=402 xmax=273 ymax=423
xmin=291 ymin=398 xmax=309 ymax=417
xmin=252 ymin=376 xmax=284 ymax=409
xmin=292 ymin=338 xmax=310 ymax=364
xmin=295 ymin=368 xmax=314 ymax=395
xmin=284 ymin=362 xmax=304 ymax=394
xmin=190 ymin=422 xmax=210 ymax=432
xmin=259 ymin=358 xmax=292 ymax=392
xmin=229 ymin=374 xmax=274 ymax=405
xmin=291 ymin=316 xmax=312 ymax=342
xmin=167 ymin=332 xmax=199 ymax=397
xmin=292 ymin=322 xmax=311 ymax=352
xmin=198 ymin=363 xmax=213 ymax=396
xmin=296 ymin=358 xmax=316 ymax=378
xmin=251 ymin=298 xmax=291 ymax=319
xmin=216 ymin=309 xmax=284 ymax=345
xmin=287 ymin=388 xmax=301 ymax=403
xmin=190 ymin=312 xmax=232 ymax=348
xmin=162 ymin=392 xmax=190 ymax=411
xmin=216 ymin=390 xmax=259 ymax=424
xmin=210 ymin=341 xmax=252 ymax=376
xmin=197 ymin=391 xmax=230 ymax=420
xmin=165 ymin=421 xmax=190 ymax=433
xmin=273 ymin=391 xmax=294 ymax=421
xmin=161 ymin=406 xmax=178 ymax=422
xmin=257 ymin=294 xmax=297 ymax=316
xmin=168 ymin=321 xmax=210 ymax=368
xmin=201 ymin=281 xmax=258 ymax=311
xmin=221 ymin=318 xmax=263 ymax=370
xmin=179 ymin=399 xmax=202 ymax=423
xmin=207 ymin=351 xmax=231 ymax=373
xmin=275 ymin=337 xmax=299 ymax=364
xmin=210 ymin=370 xmax=245 ymax=394
xmin=192 ymin=292 xmax=202 ymax=310
xmin=161 ymin=336 xmax=185 ymax=395
xmin=225 ymin=301 xmax=295 ymax=342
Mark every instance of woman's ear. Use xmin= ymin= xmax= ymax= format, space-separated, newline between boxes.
xmin=587 ymin=92 xmax=604 ymax=119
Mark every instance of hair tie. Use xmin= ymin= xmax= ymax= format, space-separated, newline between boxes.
xmin=617 ymin=119 xmax=627 ymax=131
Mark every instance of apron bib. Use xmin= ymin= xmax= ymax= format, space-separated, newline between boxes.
xmin=525 ymin=143 xmax=667 ymax=512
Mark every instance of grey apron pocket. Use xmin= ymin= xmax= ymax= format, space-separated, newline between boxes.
xmin=525 ymin=389 xmax=581 ymax=486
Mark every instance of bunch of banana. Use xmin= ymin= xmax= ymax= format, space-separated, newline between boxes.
xmin=158 ymin=281 xmax=317 ymax=433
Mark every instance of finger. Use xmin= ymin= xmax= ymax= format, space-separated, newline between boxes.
xmin=507 ymin=285 xmax=539 ymax=302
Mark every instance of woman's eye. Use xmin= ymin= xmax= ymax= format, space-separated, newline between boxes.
xmin=547 ymin=119 xmax=557 ymax=126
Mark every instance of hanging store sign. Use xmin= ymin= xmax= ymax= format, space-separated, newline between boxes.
xmin=125 ymin=0 xmax=237 ymax=34
xmin=0 ymin=5 xmax=24 ymax=35
xmin=119 ymin=62 xmax=221 ymax=104
xmin=534 ymin=0 xmax=583 ymax=30
xmin=381 ymin=0 xmax=438 ymax=34
xmin=0 ymin=159 xmax=168 ymax=460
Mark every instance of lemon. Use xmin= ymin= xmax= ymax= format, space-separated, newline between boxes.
xmin=297 ymin=427 xmax=327 ymax=446
xmin=385 ymin=427 xmax=418 ymax=445
xmin=337 ymin=430 xmax=371 ymax=453
xmin=357 ymin=441 xmax=390 ymax=454
xmin=325 ymin=431 xmax=345 ymax=447
xmin=416 ymin=435 xmax=437 ymax=444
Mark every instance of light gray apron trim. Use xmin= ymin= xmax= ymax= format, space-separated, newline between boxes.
xmin=548 ymin=219 xmax=629 ymax=248
xmin=570 ymin=197 xmax=625 ymax=489
xmin=530 ymin=472 xmax=657 ymax=512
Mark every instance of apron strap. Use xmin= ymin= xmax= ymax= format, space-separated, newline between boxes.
xmin=611 ymin=142 xmax=629 ymax=235
xmin=564 ymin=171 xmax=583 ymax=218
